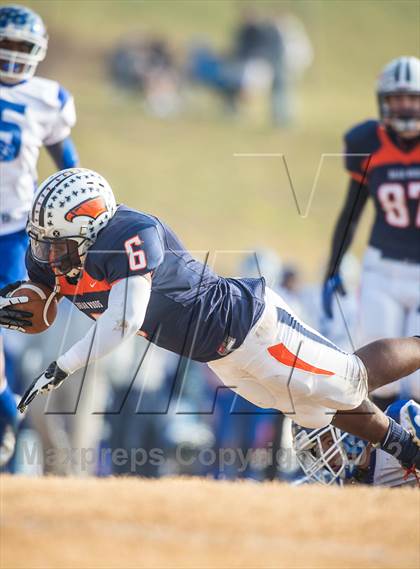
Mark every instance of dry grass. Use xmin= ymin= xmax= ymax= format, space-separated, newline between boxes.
xmin=1 ymin=476 xmax=419 ymax=569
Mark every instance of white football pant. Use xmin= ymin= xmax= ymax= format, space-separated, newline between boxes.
xmin=359 ymin=247 xmax=420 ymax=400
xmin=209 ymin=287 xmax=368 ymax=429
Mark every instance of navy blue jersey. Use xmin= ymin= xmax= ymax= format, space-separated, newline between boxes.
xmin=26 ymin=205 xmax=265 ymax=362
xmin=344 ymin=120 xmax=420 ymax=263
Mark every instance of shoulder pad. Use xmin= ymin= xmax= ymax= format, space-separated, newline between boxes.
xmin=25 ymin=77 xmax=73 ymax=111
xmin=344 ymin=120 xmax=381 ymax=153
xmin=91 ymin=213 xmax=164 ymax=282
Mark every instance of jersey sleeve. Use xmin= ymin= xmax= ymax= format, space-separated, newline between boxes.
xmin=25 ymin=249 xmax=56 ymax=290
xmin=99 ymin=223 xmax=165 ymax=284
xmin=343 ymin=120 xmax=380 ymax=184
xmin=43 ymin=85 xmax=77 ymax=146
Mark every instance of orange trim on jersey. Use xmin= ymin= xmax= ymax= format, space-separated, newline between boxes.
xmin=361 ymin=124 xmax=420 ymax=173
xmin=58 ymin=271 xmax=111 ymax=296
xmin=267 ymin=343 xmax=334 ymax=376
xmin=349 ymin=171 xmax=367 ymax=184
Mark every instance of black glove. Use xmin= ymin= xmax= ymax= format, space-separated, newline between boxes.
xmin=0 ymin=281 xmax=33 ymax=332
xmin=17 ymin=362 xmax=68 ymax=413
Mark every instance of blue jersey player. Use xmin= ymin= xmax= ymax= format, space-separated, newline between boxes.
xmin=0 ymin=168 xmax=419 ymax=472
xmin=322 ymin=56 xmax=420 ymax=405
xmin=0 ymin=5 xmax=78 ymax=466
xmin=293 ymin=399 xmax=420 ymax=487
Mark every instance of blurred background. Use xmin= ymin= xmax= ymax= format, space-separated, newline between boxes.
xmin=3 ymin=0 xmax=419 ymax=480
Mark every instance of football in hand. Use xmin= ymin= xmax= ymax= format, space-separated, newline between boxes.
xmin=8 ymin=281 xmax=58 ymax=334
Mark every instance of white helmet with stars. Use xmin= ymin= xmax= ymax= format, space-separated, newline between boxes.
xmin=27 ymin=168 xmax=117 ymax=275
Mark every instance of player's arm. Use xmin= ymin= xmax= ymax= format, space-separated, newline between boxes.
xmin=322 ymin=178 xmax=368 ymax=318
xmin=44 ymin=85 xmax=79 ymax=169
xmin=46 ymin=136 xmax=79 ymax=170
xmin=324 ymin=177 xmax=368 ymax=281
xmin=57 ymin=274 xmax=151 ymax=373
xmin=321 ymin=122 xmax=375 ymax=319
xmin=17 ymin=274 xmax=151 ymax=412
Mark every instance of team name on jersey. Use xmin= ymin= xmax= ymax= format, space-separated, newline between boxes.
xmin=387 ymin=167 xmax=420 ymax=181
xmin=74 ymin=300 xmax=104 ymax=311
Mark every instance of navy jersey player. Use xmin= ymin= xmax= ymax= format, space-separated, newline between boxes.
xmin=323 ymin=56 xmax=420 ymax=405
xmin=0 ymin=168 xmax=420 ymax=471
xmin=0 ymin=5 xmax=78 ymax=466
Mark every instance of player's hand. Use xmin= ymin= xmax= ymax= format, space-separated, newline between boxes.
xmin=322 ymin=274 xmax=346 ymax=319
xmin=0 ymin=284 xmax=33 ymax=332
xmin=17 ymin=362 xmax=68 ymax=413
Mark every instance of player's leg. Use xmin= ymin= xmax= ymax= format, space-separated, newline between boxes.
xmin=0 ymin=229 xmax=29 ymax=467
xmin=401 ymin=306 xmax=420 ymax=401
xmin=332 ymin=337 xmax=420 ymax=467
xmin=0 ymin=335 xmax=19 ymax=468
xmin=210 ymin=287 xmax=420 ymax=467
xmin=359 ymin=258 xmax=406 ymax=401
xmin=209 ymin=287 xmax=369 ymax=427
xmin=355 ymin=336 xmax=420 ymax=392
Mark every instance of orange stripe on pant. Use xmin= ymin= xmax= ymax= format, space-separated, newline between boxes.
xmin=267 ymin=343 xmax=334 ymax=376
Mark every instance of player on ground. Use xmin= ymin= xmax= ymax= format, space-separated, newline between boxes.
xmin=0 ymin=168 xmax=419 ymax=471
xmin=322 ymin=56 xmax=420 ymax=406
xmin=0 ymin=5 xmax=79 ymax=466
xmin=293 ymin=399 xmax=420 ymax=487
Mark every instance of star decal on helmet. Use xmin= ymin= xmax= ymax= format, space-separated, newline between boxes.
xmin=64 ymin=196 xmax=108 ymax=223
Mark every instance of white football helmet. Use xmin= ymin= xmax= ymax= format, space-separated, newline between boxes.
xmin=27 ymin=168 xmax=117 ymax=276
xmin=0 ymin=5 xmax=48 ymax=83
xmin=377 ymin=56 xmax=420 ymax=135
xmin=292 ymin=423 xmax=368 ymax=486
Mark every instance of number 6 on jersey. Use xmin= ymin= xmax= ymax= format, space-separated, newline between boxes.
xmin=124 ymin=235 xmax=147 ymax=271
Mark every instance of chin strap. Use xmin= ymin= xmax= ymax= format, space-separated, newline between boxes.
xmin=42 ymin=277 xmax=61 ymax=327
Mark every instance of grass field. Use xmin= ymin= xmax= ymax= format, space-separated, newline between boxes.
xmin=23 ymin=0 xmax=420 ymax=276
xmin=1 ymin=475 xmax=419 ymax=569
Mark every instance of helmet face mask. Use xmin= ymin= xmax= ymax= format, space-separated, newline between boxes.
xmin=0 ymin=5 xmax=48 ymax=84
xmin=28 ymin=168 xmax=117 ymax=276
xmin=293 ymin=423 xmax=368 ymax=486
xmin=28 ymin=227 xmax=91 ymax=276
xmin=380 ymin=93 xmax=420 ymax=138
xmin=377 ymin=57 xmax=420 ymax=138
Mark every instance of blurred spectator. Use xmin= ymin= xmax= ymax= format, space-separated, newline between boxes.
xmin=187 ymin=42 xmax=244 ymax=113
xmin=101 ymin=343 xmax=175 ymax=477
xmin=234 ymin=9 xmax=285 ymax=125
xmin=12 ymin=300 xmax=100 ymax=476
xmin=109 ymin=34 xmax=181 ymax=117
xmin=239 ymin=248 xmax=283 ymax=290
xmin=207 ymin=249 xmax=285 ymax=480
xmin=279 ymin=263 xmax=306 ymax=317
xmin=233 ymin=9 xmax=313 ymax=126
xmin=273 ymin=12 xmax=313 ymax=125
